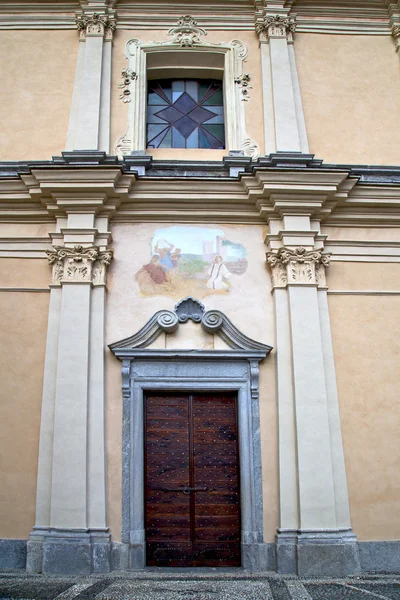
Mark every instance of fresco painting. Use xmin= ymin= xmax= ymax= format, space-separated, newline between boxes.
xmin=135 ymin=226 xmax=247 ymax=299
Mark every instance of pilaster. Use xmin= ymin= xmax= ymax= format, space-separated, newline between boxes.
xmin=266 ymin=222 xmax=359 ymax=575
xmin=27 ymin=173 xmax=115 ymax=575
xmin=66 ymin=8 xmax=116 ymax=151
xmin=255 ymin=8 xmax=308 ymax=153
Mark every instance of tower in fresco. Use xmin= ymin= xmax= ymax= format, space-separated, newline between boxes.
xmin=0 ymin=0 xmax=400 ymax=577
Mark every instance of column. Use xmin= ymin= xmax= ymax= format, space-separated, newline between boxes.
xmin=256 ymin=13 xmax=309 ymax=153
xmin=66 ymin=10 xmax=116 ymax=151
xmin=27 ymin=240 xmax=113 ymax=575
xmin=266 ymin=243 xmax=360 ymax=576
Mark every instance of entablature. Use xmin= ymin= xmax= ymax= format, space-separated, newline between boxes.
xmin=1 ymin=154 xmax=400 ymax=228
xmin=0 ymin=0 xmax=396 ymax=35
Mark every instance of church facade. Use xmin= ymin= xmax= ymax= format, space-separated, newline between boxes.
xmin=0 ymin=0 xmax=400 ymax=577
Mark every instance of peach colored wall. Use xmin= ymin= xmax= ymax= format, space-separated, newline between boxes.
xmin=105 ymin=222 xmax=277 ymax=542
xmin=295 ymin=34 xmax=400 ymax=165
xmin=322 ymin=226 xmax=400 ymax=243
xmin=0 ymin=30 xmax=78 ymax=161
xmin=0 ymin=258 xmax=50 ymax=288
xmin=329 ymin=292 xmax=400 ymax=540
xmin=0 ymin=291 xmax=49 ymax=538
xmin=327 ymin=261 xmax=400 ymax=291
xmin=111 ymin=29 xmax=264 ymax=159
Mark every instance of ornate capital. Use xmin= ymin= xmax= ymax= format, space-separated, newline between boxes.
xmin=167 ymin=15 xmax=207 ymax=47
xmin=76 ymin=11 xmax=117 ymax=41
xmin=392 ymin=25 xmax=400 ymax=51
xmin=255 ymin=14 xmax=296 ymax=43
xmin=46 ymin=245 xmax=113 ymax=286
xmin=266 ymin=247 xmax=330 ymax=289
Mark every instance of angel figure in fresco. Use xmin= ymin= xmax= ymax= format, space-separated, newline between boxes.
xmin=206 ymin=255 xmax=232 ymax=290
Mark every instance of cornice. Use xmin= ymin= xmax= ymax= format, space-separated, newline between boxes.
xmin=0 ymin=0 xmax=395 ymax=34
xmin=1 ymin=155 xmax=400 ymax=227
xmin=290 ymin=0 xmax=393 ymax=35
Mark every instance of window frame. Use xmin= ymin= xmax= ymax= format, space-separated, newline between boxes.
xmin=146 ymin=78 xmax=226 ymax=150
xmin=115 ymin=37 xmax=254 ymax=156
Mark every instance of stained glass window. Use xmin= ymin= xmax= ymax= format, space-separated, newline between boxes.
xmin=146 ymin=79 xmax=225 ymax=149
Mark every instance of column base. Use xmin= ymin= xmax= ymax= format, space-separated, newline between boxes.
xmin=276 ymin=528 xmax=361 ymax=577
xmin=27 ymin=528 xmax=111 ymax=575
xmin=242 ymin=543 xmax=276 ymax=571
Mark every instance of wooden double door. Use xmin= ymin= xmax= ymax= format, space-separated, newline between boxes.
xmin=145 ymin=392 xmax=241 ymax=567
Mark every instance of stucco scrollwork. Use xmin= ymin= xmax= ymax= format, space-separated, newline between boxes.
xmin=242 ymin=137 xmax=260 ymax=159
xmin=234 ymin=73 xmax=252 ymax=101
xmin=46 ymin=245 xmax=113 ymax=286
xmin=255 ymin=14 xmax=296 ymax=43
xmin=392 ymin=25 xmax=400 ymax=51
xmin=118 ymin=68 xmax=137 ymax=103
xmin=92 ymin=251 xmax=114 ymax=286
xmin=167 ymin=15 xmax=207 ymax=47
xmin=266 ymin=246 xmax=331 ymax=288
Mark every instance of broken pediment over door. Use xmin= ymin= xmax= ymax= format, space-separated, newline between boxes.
xmin=109 ymin=296 xmax=272 ymax=355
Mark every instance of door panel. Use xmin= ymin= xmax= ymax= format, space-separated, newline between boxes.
xmin=145 ymin=392 xmax=240 ymax=567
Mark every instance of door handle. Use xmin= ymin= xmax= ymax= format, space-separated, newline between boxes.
xmin=164 ymin=486 xmax=208 ymax=494
xmin=183 ymin=486 xmax=208 ymax=494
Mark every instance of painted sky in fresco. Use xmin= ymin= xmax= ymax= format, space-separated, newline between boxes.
xmin=151 ymin=226 xmax=225 ymax=255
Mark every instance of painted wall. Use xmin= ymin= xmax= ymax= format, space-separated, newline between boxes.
xmin=105 ymin=222 xmax=278 ymax=542
xmin=0 ymin=259 xmax=50 ymax=538
xmin=111 ymin=29 xmax=264 ymax=159
xmin=328 ymin=262 xmax=400 ymax=540
xmin=0 ymin=30 xmax=78 ymax=161
xmin=295 ymin=34 xmax=400 ymax=165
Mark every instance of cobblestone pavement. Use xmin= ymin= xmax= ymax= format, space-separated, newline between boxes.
xmin=0 ymin=571 xmax=399 ymax=600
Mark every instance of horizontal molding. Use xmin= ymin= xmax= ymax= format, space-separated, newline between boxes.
xmin=326 ymin=240 xmax=400 ymax=262
xmin=0 ymin=287 xmax=49 ymax=292
xmin=331 ymin=256 xmax=400 ymax=262
xmin=296 ymin=20 xmax=391 ymax=36
xmin=0 ymin=237 xmax=53 ymax=258
xmin=1 ymin=159 xmax=400 ymax=226
xmin=0 ymin=2 xmax=394 ymax=35
xmin=328 ymin=290 xmax=400 ymax=295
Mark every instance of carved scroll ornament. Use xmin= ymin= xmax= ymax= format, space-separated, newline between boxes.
xmin=266 ymin=246 xmax=330 ymax=288
xmin=234 ymin=73 xmax=252 ymax=101
xmin=167 ymin=15 xmax=207 ymax=47
xmin=46 ymin=245 xmax=113 ymax=286
xmin=118 ymin=68 xmax=137 ymax=103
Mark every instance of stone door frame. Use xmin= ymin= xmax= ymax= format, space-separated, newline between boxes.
xmin=109 ymin=300 xmax=272 ymax=570
xmin=118 ymin=352 xmax=266 ymax=570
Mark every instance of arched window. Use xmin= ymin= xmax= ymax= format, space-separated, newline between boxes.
xmin=147 ymin=79 xmax=225 ymax=149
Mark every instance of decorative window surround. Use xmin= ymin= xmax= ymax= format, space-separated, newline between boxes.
xmin=109 ymin=297 xmax=272 ymax=570
xmin=114 ymin=16 xmax=259 ymax=158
